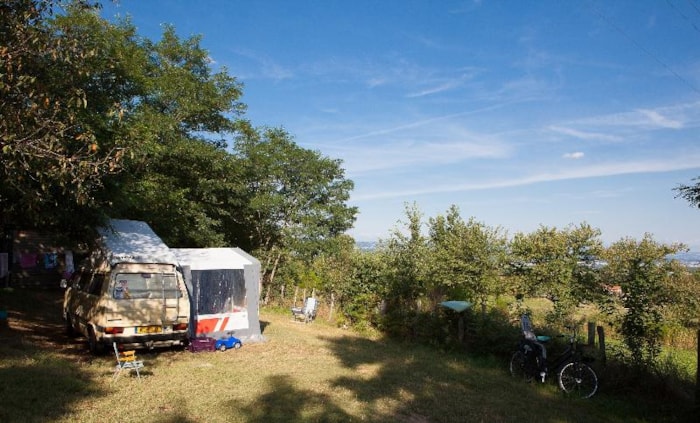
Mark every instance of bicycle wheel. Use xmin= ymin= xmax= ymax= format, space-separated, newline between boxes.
xmin=510 ymin=350 xmax=534 ymax=382
xmin=558 ymin=361 xmax=598 ymax=398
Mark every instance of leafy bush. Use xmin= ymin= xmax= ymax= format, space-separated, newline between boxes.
xmin=463 ymin=308 xmax=521 ymax=357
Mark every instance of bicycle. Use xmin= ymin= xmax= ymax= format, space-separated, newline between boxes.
xmin=509 ymin=315 xmax=598 ymax=399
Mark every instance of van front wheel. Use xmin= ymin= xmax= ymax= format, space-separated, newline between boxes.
xmin=87 ymin=327 xmax=104 ymax=355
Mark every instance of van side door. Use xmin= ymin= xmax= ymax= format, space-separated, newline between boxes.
xmin=83 ymin=272 xmax=108 ymax=325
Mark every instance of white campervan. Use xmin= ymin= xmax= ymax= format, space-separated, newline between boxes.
xmin=62 ymin=219 xmax=190 ymax=354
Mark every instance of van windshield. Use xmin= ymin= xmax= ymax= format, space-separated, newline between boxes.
xmin=112 ymin=273 xmax=182 ymax=300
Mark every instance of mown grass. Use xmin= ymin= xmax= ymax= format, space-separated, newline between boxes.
xmin=0 ymin=288 xmax=696 ymax=423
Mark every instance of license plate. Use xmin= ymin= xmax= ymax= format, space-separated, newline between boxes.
xmin=136 ymin=326 xmax=162 ymax=334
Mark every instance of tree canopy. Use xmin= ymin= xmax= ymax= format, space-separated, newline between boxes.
xmin=602 ymin=235 xmax=686 ymax=366
xmin=509 ymin=223 xmax=603 ymax=321
xmin=1 ymin=0 xmax=127 ymax=235
xmin=1 ymin=0 xmax=358 ymax=280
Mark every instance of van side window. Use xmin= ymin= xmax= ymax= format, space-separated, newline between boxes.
xmin=87 ymin=273 xmax=107 ymax=296
xmin=71 ymin=269 xmax=91 ymax=292
xmin=79 ymin=271 xmax=94 ymax=293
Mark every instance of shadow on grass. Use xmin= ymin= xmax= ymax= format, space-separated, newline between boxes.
xmin=0 ymin=360 xmax=101 ymax=422
xmin=2 ymin=289 xmax=695 ymax=423
xmin=152 ymin=410 xmax=197 ymax=423
xmin=259 ymin=320 xmax=270 ymax=334
xmin=317 ymin=334 xmax=693 ymax=423
xmin=226 ymin=374 xmax=352 ymax=422
xmin=0 ymin=288 xmax=107 ymax=423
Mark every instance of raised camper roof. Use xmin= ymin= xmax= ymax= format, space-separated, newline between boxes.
xmin=172 ymin=248 xmax=255 ymax=270
xmin=97 ymin=219 xmax=178 ymax=266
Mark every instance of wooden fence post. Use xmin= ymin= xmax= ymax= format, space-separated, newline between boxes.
xmin=588 ymin=322 xmax=596 ymax=346
xmin=597 ymin=326 xmax=606 ymax=366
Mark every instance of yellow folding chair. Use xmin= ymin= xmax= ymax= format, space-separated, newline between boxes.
xmin=112 ymin=342 xmax=144 ymax=381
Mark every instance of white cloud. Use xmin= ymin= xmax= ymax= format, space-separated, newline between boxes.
xmin=637 ymin=109 xmax=683 ymax=129
xmin=351 ymin=155 xmax=700 ymax=201
xmin=232 ymin=48 xmax=293 ymax=81
xmin=406 ymin=80 xmax=463 ymax=98
xmin=563 ymin=152 xmax=585 ymax=159
xmin=367 ymin=77 xmax=386 ymax=88
xmin=302 ymin=56 xmax=426 ymax=88
xmin=405 ymin=69 xmax=480 ymax=98
xmin=572 ymin=103 xmax=698 ymax=131
xmin=544 ymin=101 xmax=700 ymax=147
xmin=336 ymin=136 xmax=510 ymax=176
xmin=332 ymin=103 xmax=523 ymax=144
xmin=548 ymin=126 xmax=622 ymax=142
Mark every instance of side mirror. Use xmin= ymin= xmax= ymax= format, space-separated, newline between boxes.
xmin=60 ymin=279 xmax=67 ymax=289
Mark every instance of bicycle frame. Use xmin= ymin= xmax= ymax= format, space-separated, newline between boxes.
xmin=544 ymin=336 xmax=577 ymax=377
xmin=517 ymin=322 xmax=581 ymax=382
xmin=510 ymin=316 xmax=598 ymax=398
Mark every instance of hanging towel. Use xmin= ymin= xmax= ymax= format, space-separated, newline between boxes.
xmin=20 ymin=253 xmax=38 ymax=269
xmin=64 ymin=250 xmax=74 ymax=273
xmin=63 ymin=250 xmax=75 ymax=279
xmin=44 ymin=253 xmax=58 ymax=269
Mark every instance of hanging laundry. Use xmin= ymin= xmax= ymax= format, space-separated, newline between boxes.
xmin=20 ymin=253 xmax=38 ymax=269
xmin=63 ymin=250 xmax=74 ymax=279
xmin=44 ymin=252 xmax=58 ymax=269
xmin=64 ymin=251 xmax=74 ymax=273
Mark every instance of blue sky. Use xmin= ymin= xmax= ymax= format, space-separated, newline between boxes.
xmin=101 ymin=1 xmax=700 ymax=249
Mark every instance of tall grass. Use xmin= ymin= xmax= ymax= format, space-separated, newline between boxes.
xmin=0 ymin=288 xmax=696 ymax=423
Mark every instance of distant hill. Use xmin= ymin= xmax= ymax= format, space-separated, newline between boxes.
xmin=355 ymin=241 xmax=700 ymax=268
xmin=668 ymin=251 xmax=700 ymax=268
xmin=355 ymin=241 xmax=377 ymax=251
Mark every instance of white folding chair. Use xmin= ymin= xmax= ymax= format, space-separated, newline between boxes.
xmin=291 ymin=297 xmax=318 ymax=323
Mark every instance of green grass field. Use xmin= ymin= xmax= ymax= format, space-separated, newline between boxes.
xmin=0 ymin=288 xmax=695 ymax=423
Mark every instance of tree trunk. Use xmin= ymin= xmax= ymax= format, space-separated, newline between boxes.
xmin=268 ymin=251 xmax=282 ymax=287
xmin=260 ymin=247 xmax=274 ymax=300
xmin=263 ymin=284 xmax=270 ymax=306
xmin=328 ymin=292 xmax=335 ymax=321
xmin=293 ymin=286 xmax=299 ymax=307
